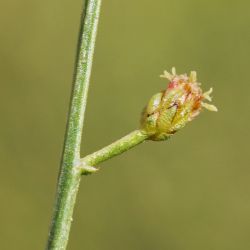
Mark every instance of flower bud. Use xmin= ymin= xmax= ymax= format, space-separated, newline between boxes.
xmin=141 ymin=68 xmax=217 ymax=141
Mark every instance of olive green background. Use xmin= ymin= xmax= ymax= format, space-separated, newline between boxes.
xmin=1 ymin=0 xmax=249 ymax=249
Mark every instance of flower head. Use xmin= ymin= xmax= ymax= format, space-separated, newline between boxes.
xmin=141 ymin=68 xmax=218 ymax=141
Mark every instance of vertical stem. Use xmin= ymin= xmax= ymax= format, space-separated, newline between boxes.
xmin=46 ymin=1 xmax=102 ymax=249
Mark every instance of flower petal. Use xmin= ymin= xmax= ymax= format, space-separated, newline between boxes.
xmin=201 ymin=102 xmax=218 ymax=112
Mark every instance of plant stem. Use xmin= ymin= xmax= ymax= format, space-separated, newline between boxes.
xmin=46 ymin=1 xmax=102 ymax=249
xmin=80 ymin=130 xmax=149 ymax=172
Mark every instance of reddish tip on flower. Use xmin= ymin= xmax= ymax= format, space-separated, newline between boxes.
xmin=141 ymin=68 xmax=218 ymax=141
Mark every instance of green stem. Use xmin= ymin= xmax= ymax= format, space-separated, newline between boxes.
xmin=46 ymin=1 xmax=102 ymax=249
xmin=80 ymin=130 xmax=149 ymax=173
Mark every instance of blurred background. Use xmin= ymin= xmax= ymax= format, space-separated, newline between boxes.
xmin=1 ymin=0 xmax=250 ymax=249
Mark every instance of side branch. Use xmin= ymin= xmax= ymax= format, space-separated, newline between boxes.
xmin=80 ymin=129 xmax=149 ymax=174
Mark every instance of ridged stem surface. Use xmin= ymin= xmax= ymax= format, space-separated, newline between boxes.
xmin=46 ymin=1 xmax=102 ymax=249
